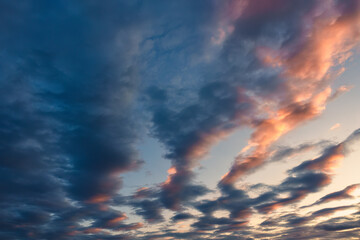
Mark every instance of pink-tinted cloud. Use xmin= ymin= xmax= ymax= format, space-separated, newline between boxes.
xmin=221 ymin=88 xmax=332 ymax=185
xmin=292 ymin=128 xmax=360 ymax=174
xmin=330 ymin=123 xmax=341 ymax=130
xmin=220 ymin=0 xmax=360 ymax=186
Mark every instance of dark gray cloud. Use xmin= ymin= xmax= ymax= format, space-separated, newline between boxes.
xmin=255 ymin=171 xmax=331 ymax=214
xmin=132 ymin=199 xmax=164 ymax=223
xmin=0 ymin=1 xmax=146 ymax=239
xmin=303 ymin=183 xmax=360 ymax=208
xmin=316 ymin=211 xmax=360 ymax=232
xmin=191 ymin=216 xmax=247 ymax=232
xmin=171 ymin=212 xmax=194 ymax=222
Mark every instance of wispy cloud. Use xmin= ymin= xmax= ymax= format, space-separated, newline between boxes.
xmin=330 ymin=123 xmax=341 ymax=130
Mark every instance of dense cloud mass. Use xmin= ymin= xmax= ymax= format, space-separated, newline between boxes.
xmin=1 ymin=0 xmax=360 ymax=239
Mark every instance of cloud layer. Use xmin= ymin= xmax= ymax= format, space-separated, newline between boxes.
xmin=1 ymin=0 xmax=360 ymax=239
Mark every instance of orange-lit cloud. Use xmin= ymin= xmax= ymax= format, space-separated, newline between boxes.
xmin=85 ymin=194 xmax=111 ymax=204
xmin=220 ymin=1 xmax=360 ymax=186
xmin=83 ymin=228 xmax=103 ymax=234
xmin=221 ymin=88 xmax=332 ymax=185
xmin=106 ymin=214 xmax=127 ymax=226
xmin=330 ymin=123 xmax=341 ymax=130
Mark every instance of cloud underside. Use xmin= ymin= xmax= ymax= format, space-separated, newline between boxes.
xmin=1 ymin=0 xmax=360 ymax=239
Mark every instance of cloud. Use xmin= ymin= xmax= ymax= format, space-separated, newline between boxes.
xmin=150 ymin=82 xmax=252 ymax=209
xmin=292 ymin=128 xmax=360 ymax=173
xmin=148 ymin=0 xmax=360 ymax=211
xmin=251 ymin=128 xmax=360 ymax=215
xmin=220 ymin=0 xmax=360 ymax=186
xmin=316 ymin=210 xmax=360 ymax=232
xmin=191 ymin=128 xmax=360 ymax=222
xmin=171 ymin=213 xmax=194 ymax=222
xmin=1 ymin=0 xmax=360 ymax=239
xmin=291 ymin=144 xmax=345 ymax=173
xmin=256 ymin=172 xmax=331 ymax=214
xmin=330 ymin=123 xmax=341 ymax=130
xmin=311 ymin=205 xmax=355 ymax=218
xmin=0 ymin=1 xmax=147 ymax=239
xmin=303 ymin=183 xmax=360 ymax=208
xmin=131 ymin=199 xmax=164 ymax=223
xmin=269 ymin=140 xmax=331 ymax=162
xmin=190 ymin=128 xmax=359 ymax=237
xmin=191 ymin=216 xmax=248 ymax=232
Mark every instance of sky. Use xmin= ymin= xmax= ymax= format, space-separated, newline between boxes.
xmin=1 ymin=0 xmax=360 ymax=239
